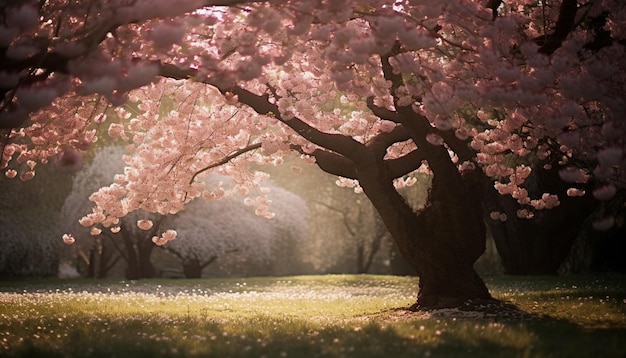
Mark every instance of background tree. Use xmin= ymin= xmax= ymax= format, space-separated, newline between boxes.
xmin=1 ymin=1 xmax=624 ymax=308
xmin=162 ymin=175 xmax=310 ymax=278
xmin=62 ymin=145 xmax=164 ymax=279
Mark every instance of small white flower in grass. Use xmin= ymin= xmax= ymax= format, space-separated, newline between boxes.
xmin=5 ymin=169 xmax=17 ymax=178
xmin=111 ymin=226 xmax=121 ymax=233
xmin=137 ymin=219 xmax=153 ymax=230
xmin=90 ymin=227 xmax=102 ymax=235
xmin=62 ymin=234 xmax=75 ymax=245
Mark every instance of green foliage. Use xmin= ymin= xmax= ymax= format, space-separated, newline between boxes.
xmin=0 ymin=275 xmax=624 ymax=357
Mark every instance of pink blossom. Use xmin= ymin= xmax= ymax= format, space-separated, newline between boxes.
xmin=20 ymin=171 xmax=35 ymax=181
xmin=137 ymin=219 xmax=154 ymax=230
xmin=108 ymin=123 xmax=129 ymax=141
xmin=601 ymin=121 xmax=623 ymax=141
xmin=566 ymin=188 xmax=585 ymax=197
xmin=152 ymin=236 xmax=168 ymax=246
xmin=62 ymin=234 xmax=75 ymax=245
xmin=162 ymin=229 xmax=177 ymax=241
xmin=516 ymin=208 xmax=534 ymax=219
xmin=4 ymin=169 xmax=17 ymax=179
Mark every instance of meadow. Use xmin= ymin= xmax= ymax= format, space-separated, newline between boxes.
xmin=0 ymin=274 xmax=625 ymax=357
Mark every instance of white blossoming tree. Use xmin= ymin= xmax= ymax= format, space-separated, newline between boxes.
xmin=162 ymin=175 xmax=310 ymax=278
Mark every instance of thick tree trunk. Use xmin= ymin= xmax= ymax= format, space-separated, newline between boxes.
xmin=356 ymin=159 xmax=492 ymax=309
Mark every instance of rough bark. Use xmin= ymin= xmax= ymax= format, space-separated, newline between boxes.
xmin=354 ymin=150 xmax=492 ymax=309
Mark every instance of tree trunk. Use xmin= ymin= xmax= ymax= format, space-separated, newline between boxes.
xmin=356 ymin=158 xmax=492 ymax=309
xmin=182 ymin=261 xmax=203 ymax=278
xmin=122 ymin=232 xmax=156 ymax=280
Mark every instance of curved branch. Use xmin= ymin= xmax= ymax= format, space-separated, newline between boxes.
xmin=386 ymin=149 xmax=426 ymax=178
xmin=366 ymin=96 xmax=400 ymax=122
xmin=290 ymin=144 xmax=358 ymax=179
xmin=229 ymin=86 xmax=367 ymax=159
xmin=367 ymin=125 xmax=411 ymax=158
xmin=189 ymin=142 xmax=262 ymax=184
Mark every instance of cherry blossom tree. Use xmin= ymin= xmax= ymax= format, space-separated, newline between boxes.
xmin=1 ymin=1 xmax=625 ymax=308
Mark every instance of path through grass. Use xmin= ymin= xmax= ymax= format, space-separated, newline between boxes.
xmin=1 ymin=274 xmax=625 ymax=357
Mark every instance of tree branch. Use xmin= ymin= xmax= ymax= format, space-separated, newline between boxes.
xmin=366 ymin=96 xmax=400 ymax=122
xmin=386 ymin=149 xmax=426 ymax=178
xmin=367 ymin=125 xmax=411 ymax=158
xmin=537 ymin=0 xmax=578 ymax=55
xmin=229 ymin=86 xmax=367 ymax=159
xmin=189 ymin=142 xmax=262 ymax=184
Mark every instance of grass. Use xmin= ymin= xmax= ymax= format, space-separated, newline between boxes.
xmin=0 ymin=274 xmax=625 ymax=357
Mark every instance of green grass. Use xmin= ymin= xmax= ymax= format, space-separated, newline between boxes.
xmin=0 ymin=274 xmax=625 ymax=357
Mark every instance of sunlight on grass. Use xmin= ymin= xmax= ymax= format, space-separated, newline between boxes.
xmin=1 ymin=274 xmax=625 ymax=357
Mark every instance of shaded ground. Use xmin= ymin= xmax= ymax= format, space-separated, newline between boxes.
xmin=0 ymin=274 xmax=625 ymax=357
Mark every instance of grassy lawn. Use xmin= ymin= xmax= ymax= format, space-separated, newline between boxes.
xmin=0 ymin=274 xmax=625 ymax=357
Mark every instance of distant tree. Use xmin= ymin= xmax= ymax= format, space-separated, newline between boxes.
xmin=62 ymin=146 xmax=163 ymax=279
xmin=161 ymin=176 xmax=309 ymax=278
